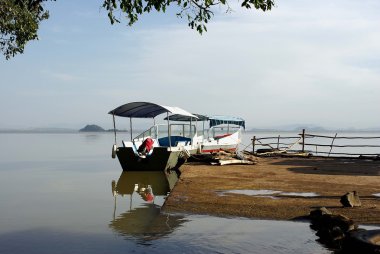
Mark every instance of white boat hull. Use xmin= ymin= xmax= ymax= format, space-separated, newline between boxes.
xmin=200 ymin=131 xmax=241 ymax=153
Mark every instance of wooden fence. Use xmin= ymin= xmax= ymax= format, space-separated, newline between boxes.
xmin=250 ymin=129 xmax=380 ymax=158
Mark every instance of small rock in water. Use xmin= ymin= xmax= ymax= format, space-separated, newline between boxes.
xmin=309 ymin=207 xmax=332 ymax=220
xmin=340 ymin=191 xmax=361 ymax=207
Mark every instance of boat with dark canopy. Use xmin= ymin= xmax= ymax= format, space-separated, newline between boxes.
xmin=109 ymin=102 xmax=198 ymax=172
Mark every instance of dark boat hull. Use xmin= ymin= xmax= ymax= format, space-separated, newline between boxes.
xmin=116 ymin=147 xmax=183 ymax=172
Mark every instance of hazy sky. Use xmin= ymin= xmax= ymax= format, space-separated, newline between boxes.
xmin=1 ymin=0 xmax=379 ymax=130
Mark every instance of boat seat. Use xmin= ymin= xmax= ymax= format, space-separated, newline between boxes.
xmin=176 ymin=141 xmax=188 ymax=146
xmin=122 ymin=140 xmax=154 ymax=157
xmin=122 ymin=140 xmax=139 ymax=153
xmin=158 ymin=136 xmax=191 ymax=147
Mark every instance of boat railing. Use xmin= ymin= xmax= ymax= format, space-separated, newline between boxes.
xmin=133 ymin=124 xmax=197 ymax=144
xmin=133 ymin=126 xmax=158 ymax=142
xmin=169 ymin=124 xmax=196 ymax=139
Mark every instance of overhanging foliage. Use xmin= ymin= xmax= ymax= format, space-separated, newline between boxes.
xmin=102 ymin=0 xmax=274 ymax=34
xmin=0 ymin=0 xmax=274 ymax=59
xmin=0 ymin=0 xmax=52 ymax=59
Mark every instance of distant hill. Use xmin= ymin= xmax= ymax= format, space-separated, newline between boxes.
xmin=79 ymin=124 xmax=105 ymax=132
xmin=78 ymin=124 xmax=128 ymax=132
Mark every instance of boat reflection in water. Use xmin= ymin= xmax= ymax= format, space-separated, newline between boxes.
xmin=110 ymin=171 xmax=186 ymax=243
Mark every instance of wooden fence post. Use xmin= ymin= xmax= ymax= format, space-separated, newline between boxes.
xmin=252 ymin=136 xmax=256 ymax=154
xmin=328 ymin=133 xmax=338 ymax=157
xmin=302 ymin=129 xmax=305 ymax=153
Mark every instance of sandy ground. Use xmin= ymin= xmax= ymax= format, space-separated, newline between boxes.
xmin=163 ymin=156 xmax=380 ymax=225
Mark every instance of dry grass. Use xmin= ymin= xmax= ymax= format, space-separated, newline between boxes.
xmin=163 ymin=156 xmax=380 ymax=224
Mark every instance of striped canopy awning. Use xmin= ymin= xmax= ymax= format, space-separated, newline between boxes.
xmin=209 ymin=115 xmax=245 ymax=129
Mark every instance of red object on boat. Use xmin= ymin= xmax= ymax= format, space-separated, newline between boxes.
xmin=214 ymin=133 xmax=232 ymax=139
xmin=144 ymin=193 xmax=154 ymax=202
xmin=138 ymin=137 xmax=154 ymax=153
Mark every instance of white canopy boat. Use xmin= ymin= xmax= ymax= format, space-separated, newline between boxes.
xmin=108 ymin=102 xmax=198 ymax=172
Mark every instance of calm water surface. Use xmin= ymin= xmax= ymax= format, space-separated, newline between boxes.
xmin=1 ymin=133 xmax=375 ymax=253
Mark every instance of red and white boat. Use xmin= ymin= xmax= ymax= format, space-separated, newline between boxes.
xmin=200 ymin=115 xmax=245 ymax=153
xmin=164 ymin=114 xmax=245 ymax=154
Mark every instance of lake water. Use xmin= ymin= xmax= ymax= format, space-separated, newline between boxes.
xmin=0 ymin=132 xmax=378 ymax=254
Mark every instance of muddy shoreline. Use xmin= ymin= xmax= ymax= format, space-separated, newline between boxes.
xmin=163 ymin=157 xmax=380 ymax=225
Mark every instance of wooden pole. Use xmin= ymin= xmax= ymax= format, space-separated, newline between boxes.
xmin=302 ymin=129 xmax=305 ymax=153
xmin=277 ymin=135 xmax=280 ymax=149
xmin=328 ymin=133 xmax=338 ymax=157
xmin=252 ymin=136 xmax=256 ymax=154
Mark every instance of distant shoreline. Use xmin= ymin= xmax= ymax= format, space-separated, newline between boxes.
xmin=0 ymin=124 xmax=129 ymax=133
xmin=0 ymin=129 xmax=128 ymax=134
xmin=248 ymin=129 xmax=380 ymax=133
xmin=1 ymin=129 xmax=379 ymax=134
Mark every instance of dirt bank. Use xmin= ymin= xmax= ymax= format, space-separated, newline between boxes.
xmin=163 ymin=156 xmax=380 ymax=224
